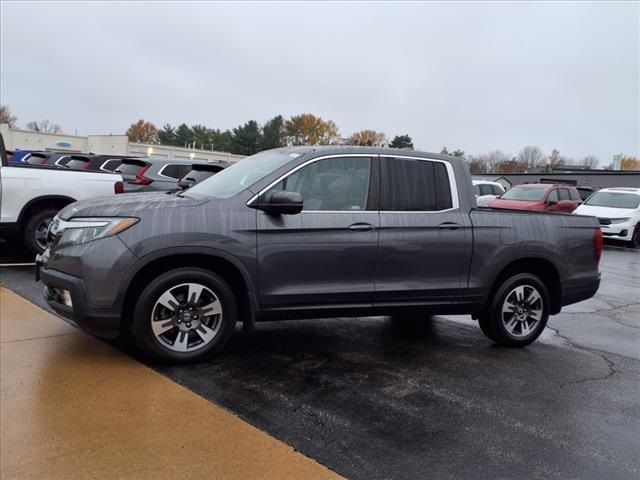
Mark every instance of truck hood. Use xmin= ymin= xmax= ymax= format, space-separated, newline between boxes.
xmin=57 ymin=192 xmax=210 ymax=220
xmin=489 ymin=198 xmax=544 ymax=210
xmin=573 ymin=204 xmax=637 ymax=219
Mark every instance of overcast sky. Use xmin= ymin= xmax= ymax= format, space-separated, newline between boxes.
xmin=2 ymin=1 xmax=638 ymax=163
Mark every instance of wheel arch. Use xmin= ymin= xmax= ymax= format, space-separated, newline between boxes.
xmin=487 ymin=256 xmax=562 ymax=315
xmin=120 ymin=248 xmax=257 ymax=331
xmin=18 ymin=195 xmax=76 ymax=229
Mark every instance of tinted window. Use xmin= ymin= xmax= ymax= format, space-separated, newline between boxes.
xmin=116 ymin=163 xmax=146 ymax=175
xmin=492 ymin=185 xmax=504 ymax=195
xmin=101 ymin=159 xmax=121 ymax=171
xmin=558 ymin=188 xmax=570 ymax=200
xmin=578 ymin=189 xmax=592 ymax=201
xmin=381 ymin=157 xmax=453 ymax=211
xmin=479 ymin=184 xmax=494 ymax=196
xmin=569 ymin=189 xmax=581 ymax=201
xmin=473 ymin=185 xmax=481 ymax=196
xmin=266 ymin=157 xmax=373 ymax=211
xmin=66 ymin=159 xmax=89 ymax=170
xmin=548 ymin=190 xmax=559 ymax=201
xmin=160 ymin=164 xmax=180 ymax=179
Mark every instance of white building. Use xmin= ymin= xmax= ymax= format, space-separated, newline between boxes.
xmin=0 ymin=124 xmax=245 ymax=163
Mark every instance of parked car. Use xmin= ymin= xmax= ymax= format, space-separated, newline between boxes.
xmin=115 ymin=158 xmax=206 ymax=192
xmin=573 ymin=187 xmax=640 ymax=248
xmin=490 ymin=183 xmax=581 ymax=213
xmin=177 ymin=163 xmax=228 ymax=190
xmin=472 ymin=180 xmax=505 ymax=207
xmin=576 ymin=186 xmax=597 ymax=202
xmin=0 ymin=134 xmax=123 ymax=254
xmin=65 ymin=155 xmax=143 ymax=173
xmin=35 ymin=146 xmax=602 ymax=363
xmin=8 ymin=150 xmax=38 ymax=164
xmin=26 ymin=152 xmax=69 ymax=167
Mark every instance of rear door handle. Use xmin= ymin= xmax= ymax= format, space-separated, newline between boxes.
xmin=348 ymin=222 xmax=376 ymax=232
xmin=437 ymin=222 xmax=461 ymax=230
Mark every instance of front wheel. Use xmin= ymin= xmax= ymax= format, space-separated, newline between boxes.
xmin=23 ymin=208 xmax=58 ymax=254
xmin=629 ymin=225 xmax=640 ymax=249
xmin=130 ymin=267 xmax=237 ymax=363
xmin=478 ymin=273 xmax=549 ymax=347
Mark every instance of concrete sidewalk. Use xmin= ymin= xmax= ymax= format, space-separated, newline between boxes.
xmin=0 ymin=287 xmax=339 ymax=479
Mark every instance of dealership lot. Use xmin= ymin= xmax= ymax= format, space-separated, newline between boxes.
xmin=1 ymin=245 xmax=638 ymax=479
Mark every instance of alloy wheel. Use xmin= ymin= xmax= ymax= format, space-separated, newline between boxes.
xmin=501 ymin=284 xmax=544 ymax=338
xmin=150 ymin=282 xmax=223 ymax=352
xmin=34 ymin=217 xmax=53 ymax=251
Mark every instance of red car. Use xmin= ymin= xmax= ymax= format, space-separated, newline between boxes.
xmin=489 ymin=184 xmax=581 ymax=213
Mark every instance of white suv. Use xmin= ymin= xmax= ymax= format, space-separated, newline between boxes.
xmin=573 ymin=187 xmax=640 ymax=248
xmin=472 ymin=180 xmax=505 ymax=207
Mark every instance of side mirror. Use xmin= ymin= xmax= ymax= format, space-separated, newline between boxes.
xmin=255 ymin=190 xmax=303 ymax=215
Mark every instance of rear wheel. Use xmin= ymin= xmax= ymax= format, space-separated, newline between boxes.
xmin=130 ymin=267 xmax=237 ymax=363
xmin=479 ymin=273 xmax=549 ymax=347
xmin=23 ymin=208 xmax=58 ymax=254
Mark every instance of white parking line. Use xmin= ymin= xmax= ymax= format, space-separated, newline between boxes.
xmin=0 ymin=263 xmax=36 ymax=267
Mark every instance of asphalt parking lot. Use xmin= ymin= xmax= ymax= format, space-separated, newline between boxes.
xmin=1 ymin=243 xmax=638 ymax=479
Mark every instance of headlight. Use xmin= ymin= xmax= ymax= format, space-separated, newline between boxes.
xmin=56 ymin=217 xmax=139 ymax=246
xmin=609 ymin=218 xmax=630 ymax=224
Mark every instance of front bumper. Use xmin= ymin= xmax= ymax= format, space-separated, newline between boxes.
xmin=600 ymin=222 xmax=634 ymax=241
xmin=39 ymin=266 xmax=121 ymax=339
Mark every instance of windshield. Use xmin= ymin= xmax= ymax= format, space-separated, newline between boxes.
xmin=185 ymin=150 xmax=298 ymax=199
xmin=500 ymin=187 xmax=547 ymax=201
xmin=584 ymin=192 xmax=640 ymax=209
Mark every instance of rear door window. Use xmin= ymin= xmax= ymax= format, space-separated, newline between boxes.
xmin=479 ymin=184 xmax=494 ymax=196
xmin=380 ymin=157 xmax=453 ymax=211
xmin=558 ymin=189 xmax=570 ymax=201
xmin=569 ymin=189 xmax=580 ymax=201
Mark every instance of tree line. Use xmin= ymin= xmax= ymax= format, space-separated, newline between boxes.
xmin=125 ymin=114 xmax=415 ymax=156
xmin=2 ymin=105 xmax=637 ymax=170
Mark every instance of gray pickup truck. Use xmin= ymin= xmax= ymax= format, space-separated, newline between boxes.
xmin=36 ymin=146 xmax=602 ymax=363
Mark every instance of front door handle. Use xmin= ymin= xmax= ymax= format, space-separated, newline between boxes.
xmin=437 ymin=222 xmax=461 ymax=230
xmin=348 ymin=222 xmax=376 ymax=232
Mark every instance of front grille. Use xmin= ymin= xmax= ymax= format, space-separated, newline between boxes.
xmin=597 ymin=218 xmax=611 ymax=226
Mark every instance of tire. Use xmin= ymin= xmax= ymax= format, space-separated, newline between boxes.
xmin=130 ymin=267 xmax=237 ymax=364
xmin=477 ymin=313 xmax=498 ymax=341
xmin=23 ymin=208 xmax=58 ymax=254
xmin=479 ymin=273 xmax=550 ymax=347
xmin=629 ymin=225 xmax=640 ymax=249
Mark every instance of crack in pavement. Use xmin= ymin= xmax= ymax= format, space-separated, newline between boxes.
xmin=560 ymin=301 xmax=640 ymax=318
xmin=546 ymin=325 xmax=618 ymax=388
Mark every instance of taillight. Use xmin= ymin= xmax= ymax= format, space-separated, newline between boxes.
xmin=594 ymin=228 xmax=603 ymax=265
xmin=114 ymin=181 xmax=124 ymax=194
xmin=128 ymin=165 xmax=152 ymax=185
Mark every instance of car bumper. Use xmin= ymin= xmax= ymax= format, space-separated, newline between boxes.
xmin=39 ymin=266 xmax=121 ymax=338
xmin=562 ymin=274 xmax=601 ymax=308
xmin=600 ymin=223 xmax=634 ymax=241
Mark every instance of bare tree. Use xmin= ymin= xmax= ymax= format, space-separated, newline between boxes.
xmin=517 ymin=146 xmax=546 ymax=169
xmin=0 ymin=105 xmax=18 ymax=127
xmin=26 ymin=120 xmax=63 ymax=134
xmin=581 ymin=156 xmax=599 ymax=169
